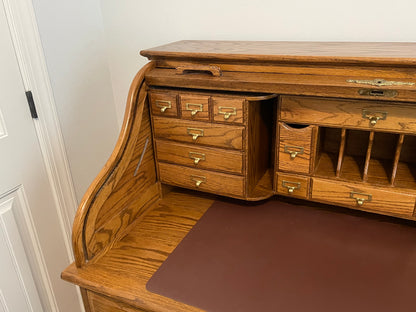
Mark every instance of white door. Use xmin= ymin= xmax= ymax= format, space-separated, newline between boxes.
xmin=0 ymin=3 xmax=82 ymax=312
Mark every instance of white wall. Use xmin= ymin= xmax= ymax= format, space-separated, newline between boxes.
xmin=32 ymin=0 xmax=119 ymax=202
xmin=100 ymin=0 xmax=416 ymax=125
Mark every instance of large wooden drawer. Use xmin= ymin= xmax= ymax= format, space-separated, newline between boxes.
xmin=152 ymin=116 xmax=244 ymax=150
xmin=311 ymin=178 xmax=416 ymax=217
xmin=155 ymin=140 xmax=243 ymax=174
xmin=159 ymin=163 xmax=245 ymax=197
xmin=280 ymin=96 xmax=416 ymax=133
xmin=278 ymin=122 xmax=314 ymax=174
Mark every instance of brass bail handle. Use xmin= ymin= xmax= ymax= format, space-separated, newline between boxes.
xmin=282 ymin=181 xmax=301 ymax=194
xmin=155 ymin=100 xmax=171 ymax=113
xmin=191 ymin=175 xmax=206 ymax=187
xmin=189 ymin=152 xmax=205 ymax=165
xmin=284 ymin=145 xmax=304 ymax=160
xmin=187 ymin=128 xmax=204 ymax=141
xmin=362 ymin=109 xmax=387 ymax=127
xmin=218 ymin=106 xmax=237 ymax=120
xmin=186 ymin=103 xmax=203 ymax=116
xmin=350 ymin=192 xmax=372 ymax=206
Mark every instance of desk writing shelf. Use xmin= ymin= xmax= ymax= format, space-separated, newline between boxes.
xmin=62 ymin=41 xmax=416 ymax=312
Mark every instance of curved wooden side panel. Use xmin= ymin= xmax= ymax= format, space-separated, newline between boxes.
xmin=72 ymin=62 xmax=159 ymax=267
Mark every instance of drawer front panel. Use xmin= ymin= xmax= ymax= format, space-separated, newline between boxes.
xmin=149 ymin=91 xmax=178 ymax=117
xmin=180 ymin=94 xmax=210 ymax=121
xmin=156 ymin=140 xmax=243 ymax=174
xmin=276 ymin=172 xmax=310 ymax=199
xmin=280 ymin=96 xmax=416 ymax=133
xmin=212 ymin=96 xmax=245 ymax=124
xmin=278 ymin=122 xmax=314 ymax=174
xmin=159 ymin=163 xmax=245 ymax=197
xmin=312 ymin=178 xmax=416 ymax=217
xmin=153 ymin=116 xmax=244 ymax=150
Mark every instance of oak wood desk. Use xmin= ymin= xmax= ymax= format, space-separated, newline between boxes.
xmin=62 ymin=41 xmax=416 ymax=312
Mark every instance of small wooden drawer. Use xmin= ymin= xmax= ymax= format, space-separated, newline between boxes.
xmin=152 ymin=116 xmax=244 ymax=150
xmin=159 ymin=163 xmax=245 ymax=198
xmin=155 ymin=140 xmax=244 ymax=174
xmin=280 ymin=96 xmax=416 ymax=133
xmin=149 ymin=91 xmax=178 ymax=117
xmin=278 ymin=122 xmax=314 ymax=174
xmin=212 ymin=96 xmax=245 ymax=124
xmin=276 ymin=172 xmax=310 ymax=199
xmin=311 ymin=177 xmax=416 ymax=217
xmin=180 ymin=94 xmax=210 ymax=121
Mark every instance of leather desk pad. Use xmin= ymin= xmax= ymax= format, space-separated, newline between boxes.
xmin=146 ymin=199 xmax=416 ymax=312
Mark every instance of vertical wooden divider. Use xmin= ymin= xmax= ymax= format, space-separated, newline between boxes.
xmin=336 ymin=128 xmax=347 ymax=177
xmin=391 ymin=134 xmax=405 ymax=186
xmin=363 ymin=131 xmax=375 ymax=182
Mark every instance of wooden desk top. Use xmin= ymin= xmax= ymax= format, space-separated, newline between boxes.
xmin=141 ymin=40 xmax=416 ymax=66
xmin=63 ymin=190 xmax=214 ymax=312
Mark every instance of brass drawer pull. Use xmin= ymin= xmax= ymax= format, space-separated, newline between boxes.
xmin=282 ymin=180 xmax=301 ymax=194
xmin=218 ymin=106 xmax=237 ymax=120
xmin=191 ymin=175 xmax=206 ymax=187
xmin=185 ymin=103 xmax=203 ymax=116
xmin=189 ymin=152 xmax=206 ymax=165
xmin=284 ymin=145 xmax=304 ymax=159
xmin=350 ymin=191 xmax=372 ymax=206
xmin=155 ymin=100 xmax=171 ymax=113
xmin=187 ymin=128 xmax=204 ymax=141
xmin=362 ymin=109 xmax=388 ymax=126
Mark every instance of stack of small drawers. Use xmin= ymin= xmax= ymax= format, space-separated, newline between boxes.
xmin=150 ymin=88 xmax=251 ymax=198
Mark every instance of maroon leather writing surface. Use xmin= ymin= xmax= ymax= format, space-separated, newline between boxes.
xmin=146 ymin=199 xmax=416 ymax=312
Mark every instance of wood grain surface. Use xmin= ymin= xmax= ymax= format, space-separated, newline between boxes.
xmin=159 ymin=163 xmax=245 ymax=198
xmin=280 ymin=96 xmax=416 ymax=133
xmin=155 ymin=140 xmax=244 ymax=174
xmin=145 ymin=68 xmax=416 ymax=103
xmin=152 ymin=116 xmax=244 ymax=150
xmin=141 ymin=41 xmax=416 ymax=66
xmin=63 ymin=190 xmax=215 ymax=312
xmin=311 ymin=178 xmax=416 ymax=217
xmin=72 ymin=62 xmax=157 ymax=266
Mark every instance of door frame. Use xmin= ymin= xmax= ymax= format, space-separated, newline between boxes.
xmin=2 ymin=0 xmax=83 ymax=310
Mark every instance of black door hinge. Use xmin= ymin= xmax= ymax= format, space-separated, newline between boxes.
xmin=25 ymin=91 xmax=38 ymax=119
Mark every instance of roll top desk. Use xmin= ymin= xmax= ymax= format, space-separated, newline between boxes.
xmin=62 ymin=41 xmax=416 ymax=312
